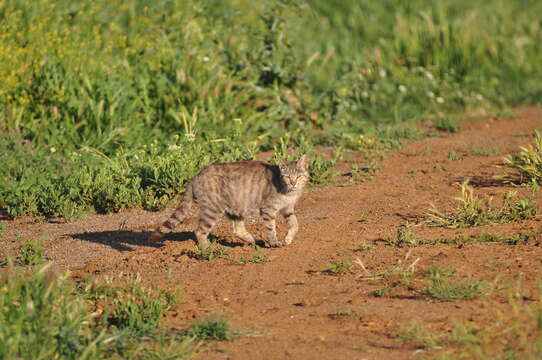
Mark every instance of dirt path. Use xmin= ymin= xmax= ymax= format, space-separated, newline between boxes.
xmin=2 ymin=107 xmax=542 ymax=359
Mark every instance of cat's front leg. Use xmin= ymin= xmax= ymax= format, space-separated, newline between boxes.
xmin=283 ymin=210 xmax=298 ymax=245
xmin=261 ymin=208 xmax=281 ymax=247
xmin=232 ymin=219 xmax=255 ymax=244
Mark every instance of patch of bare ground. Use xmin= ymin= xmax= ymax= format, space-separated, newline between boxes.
xmin=2 ymin=107 xmax=542 ymax=359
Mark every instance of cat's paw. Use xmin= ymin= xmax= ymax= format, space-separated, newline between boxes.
xmin=267 ymin=241 xmax=284 ymax=248
xmin=284 ymin=236 xmax=295 ymax=245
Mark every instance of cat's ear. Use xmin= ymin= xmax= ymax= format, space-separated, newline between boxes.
xmin=297 ymin=154 xmax=308 ymax=171
xmin=279 ymin=160 xmax=288 ymax=173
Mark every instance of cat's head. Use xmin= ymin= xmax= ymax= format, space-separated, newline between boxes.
xmin=278 ymin=154 xmax=309 ymax=193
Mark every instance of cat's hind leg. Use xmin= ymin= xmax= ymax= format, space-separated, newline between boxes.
xmin=194 ymin=208 xmax=221 ymax=250
xmin=232 ymin=220 xmax=255 ymax=245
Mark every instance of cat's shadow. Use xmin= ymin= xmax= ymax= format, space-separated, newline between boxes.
xmin=71 ymin=230 xmax=248 ymax=252
xmin=71 ymin=230 xmax=193 ymax=252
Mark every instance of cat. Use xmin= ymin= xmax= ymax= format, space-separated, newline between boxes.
xmin=149 ymin=155 xmax=309 ymax=249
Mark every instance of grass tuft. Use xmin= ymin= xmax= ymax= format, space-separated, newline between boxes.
xmin=432 ymin=118 xmax=461 ymax=133
xmin=184 ymin=317 xmax=236 ymax=341
xmin=426 ymin=180 xmax=537 ymax=228
xmin=422 ymin=274 xmax=493 ymax=302
xmin=326 ymin=260 xmax=352 ymax=275
xmin=191 ymin=241 xmax=230 ymax=261
xmin=505 ymin=131 xmax=542 ymax=184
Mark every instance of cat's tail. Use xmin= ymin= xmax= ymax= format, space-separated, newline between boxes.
xmin=148 ymin=183 xmax=194 ymax=241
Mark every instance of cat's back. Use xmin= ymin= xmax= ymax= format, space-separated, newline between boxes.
xmin=194 ymin=160 xmax=279 ymax=185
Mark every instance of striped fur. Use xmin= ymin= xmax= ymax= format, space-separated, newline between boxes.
xmin=149 ymin=155 xmax=309 ymax=249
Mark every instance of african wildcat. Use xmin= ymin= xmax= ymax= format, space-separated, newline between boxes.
xmin=149 ymin=155 xmax=309 ymax=249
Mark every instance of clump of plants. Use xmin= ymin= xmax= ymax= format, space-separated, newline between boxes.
xmin=0 ymin=265 xmax=198 ymax=359
xmin=1 ymin=238 xmax=45 ymax=267
xmin=426 ymin=180 xmax=537 ymax=228
xmin=326 ymin=259 xmax=352 ymax=275
xmin=191 ymin=240 xmax=230 ymax=261
xmin=184 ymin=317 xmax=237 ymax=341
xmin=505 ymin=131 xmax=542 ymax=184
xmin=422 ymin=268 xmax=493 ymax=302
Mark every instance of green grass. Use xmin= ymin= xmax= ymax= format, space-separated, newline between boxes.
xmin=385 ymin=227 xmax=542 ymax=248
xmin=432 ymin=117 xmax=461 ymax=133
xmin=505 ymin=131 xmax=542 ymax=184
xmin=426 ymin=180 xmax=537 ymax=228
xmin=447 ymin=151 xmax=462 ymax=161
xmin=0 ymin=265 xmax=198 ymax=359
xmin=1 ymin=238 xmax=46 ymax=266
xmin=422 ymin=273 xmax=493 ymax=302
xmin=1 ymin=0 xmax=541 ymax=219
xmin=191 ymin=241 xmax=230 ymax=261
xmin=233 ymin=246 xmax=271 ymax=264
xmin=398 ymin=282 xmax=542 ymax=359
xmin=326 ymin=260 xmax=352 ymax=275
xmin=184 ymin=317 xmax=236 ymax=341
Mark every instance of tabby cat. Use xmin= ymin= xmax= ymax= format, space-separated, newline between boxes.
xmin=149 ymin=155 xmax=309 ymax=249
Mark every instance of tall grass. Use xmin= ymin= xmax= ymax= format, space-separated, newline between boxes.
xmin=1 ymin=0 xmax=541 ymax=218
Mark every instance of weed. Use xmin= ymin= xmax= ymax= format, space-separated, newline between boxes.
xmin=385 ymin=229 xmax=542 ymax=248
xmin=397 ymin=282 xmax=542 ymax=358
xmin=192 ymin=241 xmax=230 ymax=261
xmin=354 ymin=343 xmax=369 ymax=351
xmin=327 ymin=260 xmax=352 ymax=275
xmin=496 ymin=109 xmax=516 ymax=118
xmin=397 ymin=323 xmax=439 ymax=349
xmin=424 ymin=265 xmax=456 ymax=278
xmin=16 ymin=238 xmax=45 ymax=266
xmin=141 ymin=336 xmax=200 ymax=360
xmin=426 ymin=180 xmax=537 ymax=228
xmin=356 ymin=241 xmax=372 ymax=251
xmin=447 ymin=151 xmax=462 ymax=161
xmin=505 ymin=131 xmax=542 ymax=184
xmin=432 ymin=118 xmax=460 ymax=133
xmin=385 ymin=222 xmax=422 ymax=247
xmin=343 ymin=163 xmax=376 ymax=185
xmin=357 ymin=252 xmax=420 ymax=297
xmin=469 ymin=144 xmax=501 ymax=156
xmin=334 ymin=310 xmax=364 ymax=318
xmin=423 ymin=274 xmax=492 ymax=302
xmin=234 ymin=246 xmax=271 ymax=264
xmin=184 ymin=317 xmax=236 ymax=341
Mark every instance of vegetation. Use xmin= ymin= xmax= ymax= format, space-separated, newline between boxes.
xmin=190 ymin=241 xmax=230 ymax=261
xmin=1 ymin=0 xmax=541 ymax=219
xmin=0 ymin=264 xmax=199 ymax=359
xmin=426 ymin=180 xmax=537 ymax=228
xmin=184 ymin=317 xmax=237 ymax=341
xmin=233 ymin=246 xmax=271 ymax=264
xmin=385 ymin=227 xmax=542 ymax=247
xmin=422 ymin=273 xmax=493 ymax=302
xmin=505 ymin=131 xmax=542 ymax=184
xmin=326 ymin=260 xmax=352 ymax=275
xmin=432 ymin=117 xmax=460 ymax=133
xmin=398 ymin=284 xmax=542 ymax=359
